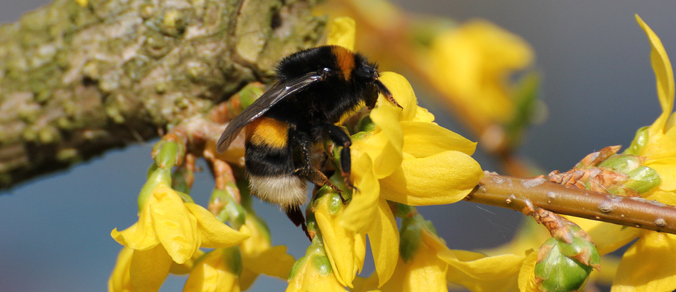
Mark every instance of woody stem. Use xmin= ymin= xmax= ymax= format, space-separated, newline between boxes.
xmin=465 ymin=173 xmax=676 ymax=235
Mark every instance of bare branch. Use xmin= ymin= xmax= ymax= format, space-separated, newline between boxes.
xmin=466 ymin=173 xmax=676 ymax=234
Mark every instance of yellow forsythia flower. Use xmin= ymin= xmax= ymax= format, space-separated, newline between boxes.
xmin=566 ymin=16 xmax=676 ymax=292
xmin=183 ymin=247 xmax=242 ymax=292
xmin=314 ymin=16 xmax=484 ymax=289
xmin=428 ymin=20 xmax=534 ymax=127
xmin=287 ymin=237 xmax=347 ymax=292
xmin=110 ymin=183 xmax=250 ymax=291
xmin=238 ymin=213 xmax=296 ymax=290
xmin=609 ymin=16 xmax=676 ymax=292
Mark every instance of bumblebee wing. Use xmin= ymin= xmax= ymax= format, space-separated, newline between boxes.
xmin=216 ymin=72 xmax=323 ymax=152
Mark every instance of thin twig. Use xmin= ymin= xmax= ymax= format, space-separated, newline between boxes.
xmin=466 ymin=173 xmax=676 ymax=234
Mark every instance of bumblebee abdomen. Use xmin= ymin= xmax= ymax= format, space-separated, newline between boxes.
xmin=248 ymin=174 xmax=307 ymax=211
xmin=245 ymin=117 xmax=294 ymax=176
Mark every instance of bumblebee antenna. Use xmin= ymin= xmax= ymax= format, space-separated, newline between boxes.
xmin=375 ymin=79 xmax=402 ymax=108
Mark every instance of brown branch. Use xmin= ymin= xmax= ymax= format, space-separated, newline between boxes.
xmin=0 ymin=0 xmax=326 ymax=189
xmin=466 ymin=173 xmax=676 ymax=234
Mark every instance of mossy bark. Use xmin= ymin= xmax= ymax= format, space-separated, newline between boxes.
xmin=0 ymin=0 xmax=326 ymax=189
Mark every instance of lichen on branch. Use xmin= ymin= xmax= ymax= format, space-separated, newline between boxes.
xmin=0 ymin=0 xmax=326 ymax=189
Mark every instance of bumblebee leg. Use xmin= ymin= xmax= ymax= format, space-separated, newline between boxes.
xmin=322 ymin=123 xmax=356 ymax=191
xmin=289 ymin=127 xmax=341 ymax=193
xmin=285 ymin=206 xmax=311 ymax=241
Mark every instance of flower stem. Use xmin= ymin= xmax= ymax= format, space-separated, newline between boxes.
xmin=465 ymin=173 xmax=676 ymax=234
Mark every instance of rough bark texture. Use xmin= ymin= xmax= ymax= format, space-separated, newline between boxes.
xmin=0 ymin=0 xmax=326 ymax=188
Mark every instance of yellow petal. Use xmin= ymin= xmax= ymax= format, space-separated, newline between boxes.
xmin=368 ymin=199 xmax=399 ymax=287
xmin=429 ymin=20 xmax=533 ymax=123
xmin=285 ymin=253 xmax=347 ymax=292
xmin=379 ymin=72 xmax=417 ymax=121
xmin=642 ymin=128 xmax=676 ymax=160
xmin=315 ymin=197 xmax=359 ymax=287
xmin=517 ymin=250 xmax=540 ymax=292
xmin=340 ymin=156 xmax=381 ymax=233
xmin=149 ymin=188 xmax=198 ymax=264
xmin=612 ymin=232 xmax=676 ymax=292
xmin=445 ymin=250 xmax=522 ymax=292
xmin=401 ymin=121 xmax=477 ymax=158
xmin=109 ymin=247 xmax=134 ymax=292
xmin=184 ymin=203 xmax=251 ymax=248
xmin=379 ymin=251 xmax=447 ymax=292
xmin=569 ymin=217 xmax=642 ymax=255
xmin=111 ymin=220 xmax=159 ymax=251
xmin=645 ymin=158 xmax=676 ymax=190
xmin=244 ymin=245 xmax=295 ymax=279
xmin=368 ymin=108 xmax=403 ymax=178
xmin=183 ymin=248 xmax=241 ymax=292
xmin=327 ymin=17 xmax=356 ymax=51
xmin=380 ymin=151 xmax=483 ymax=206
xmin=636 ymin=15 xmax=675 ymax=137
xmin=130 ymin=245 xmax=173 ymax=292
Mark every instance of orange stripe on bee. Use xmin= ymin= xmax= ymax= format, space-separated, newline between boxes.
xmin=332 ymin=46 xmax=355 ymax=80
xmin=246 ymin=117 xmax=289 ymax=149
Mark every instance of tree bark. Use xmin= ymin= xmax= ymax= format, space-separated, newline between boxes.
xmin=0 ymin=0 xmax=326 ymax=189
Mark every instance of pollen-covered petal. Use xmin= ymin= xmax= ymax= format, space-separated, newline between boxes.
xmin=184 ymin=203 xmax=251 ymax=248
xmin=379 ymin=72 xmax=417 ymax=121
xmin=327 ymin=17 xmax=355 ymax=51
xmin=569 ymin=218 xmax=642 ymax=255
xmin=612 ymin=232 xmax=676 ymax=292
xmin=401 ymin=121 xmax=477 ymax=157
xmin=149 ymin=188 xmax=197 ymax=264
xmin=645 ymin=158 xmax=676 ymax=190
xmin=379 ymin=151 xmax=483 ymax=206
xmin=130 ymin=244 xmax=173 ymax=292
xmin=636 ymin=15 xmax=675 ymax=136
xmin=369 ymin=199 xmax=399 ymax=287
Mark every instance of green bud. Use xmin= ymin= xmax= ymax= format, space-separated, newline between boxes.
xmin=535 ymin=231 xmax=600 ymax=292
xmin=624 ymin=126 xmax=649 ymax=155
xmin=625 ymin=166 xmax=661 ymax=195
xmin=597 ymin=154 xmax=643 ymax=173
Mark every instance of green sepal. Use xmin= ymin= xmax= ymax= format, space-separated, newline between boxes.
xmin=399 ymin=214 xmax=424 ymax=262
xmin=210 ymin=189 xmax=246 ymax=229
xmin=171 ymin=166 xmax=193 ymax=194
xmin=624 ymin=165 xmax=661 ymax=195
xmin=138 ymin=166 xmax=172 ymax=210
xmin=152 ymin=140 xmax=184 ymax=169
xmin=289 ymin=235 xmax=332 ymax=280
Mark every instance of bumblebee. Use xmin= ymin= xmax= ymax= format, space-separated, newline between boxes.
xmin=216 ymin=45 xmax=400 ymax=227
